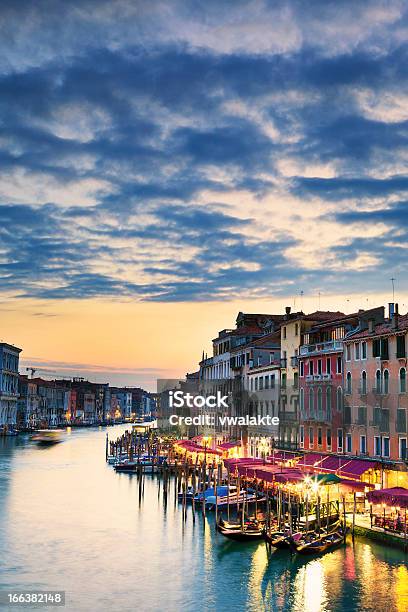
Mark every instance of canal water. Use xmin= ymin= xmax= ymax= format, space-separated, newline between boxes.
xmin=0 ymin=425 xmax=406 ymax=612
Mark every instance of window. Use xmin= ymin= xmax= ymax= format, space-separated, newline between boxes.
xmin=346 ymin=433 xmax=352 ymax=453
xmin=372 ymin=338 xmax=380 ymax=357
xmin=337 ymin=429 xmax=343 ymax=451
xmin=317 ymin=387 xmax=323 ymax=416
xmin=336 ymin=387 xmax=343 ymax=411
xmin=360 ymin=435 xmax=367 ymax=454
xmin=265 ymin=376 xmax=269 ymax=390
xmin=326 ymin=358 xmax=331 ymax=374
xmin=337 ymin=356 xmax=342 ymax=374
xmin=300 ymin=388 xmax=304 ymax=414
xmin=400 ymin=438 xmax=407 ymax=460
xmin=346 ymin=372 xmax=352 ymax=394
xmin=309 ymin=427 xmax=314 ymax=448
xmin=361 ymin=341 xmax=367 ymax=360
xmin=294 ymin=372 xmax=299 ymax=390
xmin=383 ymin=437 xmax=390 ymax=458
xmin=300 ymin=361 xmax=304 ymax=377
xmin=358 ymin=406 xmax=367 ymax=425
xmin=271 ymin=375 xmax=275 ymax=389
xmin=255 ymin=378 xmax=258 ymax=391
xmin=375 ymin=369 xmax=381 ymax=394
xmin=396 ymin=409 xmax=407 ymax=433
xmin=374 ymin=338 xmax=389 ymax=360
xmin=300 ymin=425 xmax=304 ymax=448
xmin=295 ymin=323 xmax=299 ymax=336
xmin=327 ymin=428 xmax=332 ymax=448
xmin=361 ymin=371 xmax=367 ymax=395
xmin=374 ymin=436 xmax=381 ymax=456
xmin=400 ymin=368 xmax=406 ymax=393
xmin=346 ymin=345 xmax=351 ymax=361
xmin=383 ymin=369 xmax=389 ymax=394
xmin=355 ymin=343 xmax=360 ymax=360
xmin=309 ymin=361 xmax=314 ymax=376
xmin=283 ymin=326 xmax=287 ymax=339
xmin=397 ymin=335 xmax=406 ymax=359
xmin=318 ymin=427 xmax=322 ymax=446
xmin=259 ymin=377 xmax=264 ymax=391
xmin=281 ymin=373 xmax=287 ymax=389
xmin=326 ymin=387 xmax=332 ymax=420
xmin=309 ymin=388 xmax=314 ymax=417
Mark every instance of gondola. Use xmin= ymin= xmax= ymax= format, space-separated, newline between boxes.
xmin=263 ymin=529 xmax=303 ymax=550
xmin=291 ymin=528 xmax=345 ymax=555
xmin=217 ymin=519 xmax=264 ymax=541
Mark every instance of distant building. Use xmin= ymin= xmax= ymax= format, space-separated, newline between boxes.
xmin=0 ymin=343 xmax=22 ymax=428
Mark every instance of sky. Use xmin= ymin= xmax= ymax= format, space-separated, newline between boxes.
xmin=1 ymin=0 xmax=408 ymax=389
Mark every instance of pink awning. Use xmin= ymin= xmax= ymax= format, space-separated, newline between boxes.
xmin=217 ymin=441 xmax=240 ymax=450
xmin=339 ymin=459 xmax=378 ymax=479
xmin=367 ymin=487 xmax=408 ymax=508
xmin=297 ymin=453 xmax=326 ymax=468
xmin=318 ymin=456 xmax=352 ymax=472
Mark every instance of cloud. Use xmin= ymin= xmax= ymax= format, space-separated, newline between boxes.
xmin=0 ymin=1 xmax=408 ymax=301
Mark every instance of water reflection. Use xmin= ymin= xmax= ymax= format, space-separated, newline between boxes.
xmin=0 ymin=427 xmax=406 ymax=612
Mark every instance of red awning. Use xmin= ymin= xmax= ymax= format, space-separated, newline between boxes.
xmin=297 ymin=453 xmax=326 ymax=468
xmin=367 ymin=487 xmax=408 ymax=508
xmin=339 ymin=459 xmax=378 ymax=478
xmin=318 ymin=456 xmax=352 ymax=472
xmin=217 ymin=441 xmax=240 ymax=450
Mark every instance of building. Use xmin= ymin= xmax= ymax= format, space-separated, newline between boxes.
xmin=298 ymin=307 xmax=385 ymax=455
xmin=0 ymin=343 xmax=22 ymax=429
xmin=343 ymin=304 xmax=407 ymax=463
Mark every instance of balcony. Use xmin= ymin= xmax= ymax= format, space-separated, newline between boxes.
xmin=305 ymin=374 xmax=332 ymax=383
xmin=299 ymin=340 xmax=343 ymax=357
xmin=290 ymin=355 xmax=298 ymax=368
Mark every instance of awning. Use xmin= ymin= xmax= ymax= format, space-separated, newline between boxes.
xmin=297 ymin=453 xmax=326 ymax=468
xmin=217 ymin=441 xmax=240 ymax=450
xmin=339 ymin=459 xmax=378 ymax=479
xmin=339 ymin=479 xmax=375 ymax=491
xmin=366 ymin=487 xmax=408 ymax=508
xmin=317 ymin=456 xmax=352 ymax=472
xmin=267 ymin=450 xmax=302 ymax=462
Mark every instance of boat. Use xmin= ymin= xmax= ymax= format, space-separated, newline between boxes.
xmin=218 ymin=516 xmax=266 ymax=531
xmin=263 ymin=529 xmax=304 ymax=550
xmin=177 ymin=485 xmax=196 ymax=501
xmin=291 ymin=527 xmax=345 ymax=555
xmin=217 ymin=520 xmax=264 ymax=541
xmin=295 ymin=529 xmax=345 ymax=555
xmin=31 ymin=430 xmax=64 ymax=446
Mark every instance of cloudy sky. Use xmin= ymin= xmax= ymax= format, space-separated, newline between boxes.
xmin=1 ymin=1 xmax=408 ymax=387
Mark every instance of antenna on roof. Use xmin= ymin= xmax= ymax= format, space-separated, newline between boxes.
xmin=391 ymin=277 xmax=396 ymax=303
xmin=300 ymin=290 xmax=304 ymax=311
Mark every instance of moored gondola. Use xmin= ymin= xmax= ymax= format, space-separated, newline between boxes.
xmin=291 ymin=528 xmax=345 ymax=555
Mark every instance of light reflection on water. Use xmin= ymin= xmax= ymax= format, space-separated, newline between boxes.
xmin=0 ymin=426 xmax=406 ymax=612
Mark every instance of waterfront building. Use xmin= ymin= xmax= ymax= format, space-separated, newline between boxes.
xmin=279 ymin=310 xmax=346 ymax=449
xmin=298 ymin=307 xmax=385 ymax=455
xmin=0 ymin=343 xmax=22 ymax=428
xmin=110 ymin=388 xmax=133 ymax=419
xmin=343 ymin=304 xmax=408 ymax=465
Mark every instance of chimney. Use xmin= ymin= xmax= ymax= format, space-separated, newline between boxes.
xmin=392 ymin=303 xmax=399 ymax=330
xmin=389 ymin=302 xmax=395 ymax=319
xmin=368 ymin=319 xmax=374 ymax=333
xmin=285 ymin=306 xmax=291 ymax=319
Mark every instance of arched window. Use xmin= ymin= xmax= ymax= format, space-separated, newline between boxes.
xmin=326 ymin=386 xmax=332 ymax=421
xmin=346 ymin=372 xmax=352 ymax=394
xmin=383 ymin=369 xmax=389 ymax=394
xmin=317 ymin=387 xmax=323 ymax=418
xmin=375 ymin=369 xmax=381 ymax=394
xmin=336 ymin=386 xmax=343 ymax=411
xmin=309 ymin=387 xmax=315 ymax=417
xmin=400 ymin=368 xmax=406 ymax=393
xmin=361 ymin=371 xmax=367 ymax=395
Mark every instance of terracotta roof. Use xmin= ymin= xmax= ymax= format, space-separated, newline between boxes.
xmin=303 ymin=310 xmax=346 ymax=322
xmin=345 ymin=313 xmax=408 ymax=341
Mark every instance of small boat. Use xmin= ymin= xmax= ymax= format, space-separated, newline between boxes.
xmin=217 ymin=520 xmax=264 ymax=541
xmin=292 ymin=529 xmax=345 ymax=555
xmin=263 ymin=529 xmax=303 ymax=549
xmin=31 ymin=430 xmax=64 ymax=446
xmin=177 ymin=485 xmax=196 ymax=501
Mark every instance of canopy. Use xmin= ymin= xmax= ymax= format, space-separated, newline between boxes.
xmin=367 ymin=487 xmax=408 ymax=509
xmin=338 ymin=459 xmax=377 ymax=479
xmin=217 ymin=441 xmax=240 ymax=450
xmin=318 ymin=456 xmax=352 ymax=472
xmin=297 ymin=453 xmax=325 ymax=468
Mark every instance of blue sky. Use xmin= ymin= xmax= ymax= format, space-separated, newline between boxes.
xmin=0 ymin=1 xmax=407 ymax=306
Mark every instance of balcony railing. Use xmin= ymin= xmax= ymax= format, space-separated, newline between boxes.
xmin=299 ymin=340 xmax=343 ymax=356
